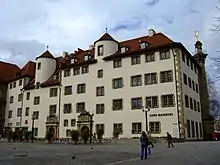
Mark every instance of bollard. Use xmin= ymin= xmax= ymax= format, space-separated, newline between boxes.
xmin=148 ymin=146 xmax=151 ymax=156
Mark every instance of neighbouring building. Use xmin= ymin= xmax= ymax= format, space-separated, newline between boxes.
xmin=3 ymin=29 xmax=214 ymax=140
xmin=0 ymin=61 xmax=20 ymax=136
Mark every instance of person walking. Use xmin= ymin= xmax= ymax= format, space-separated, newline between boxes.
xmin=140 ymin=131 xmax=149 ymax=160
xmin=167 ymin=132 xmax=174 ymax=148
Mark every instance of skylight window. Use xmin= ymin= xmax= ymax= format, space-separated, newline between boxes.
xmin=120 ymin=47 xmax=128 ymax=53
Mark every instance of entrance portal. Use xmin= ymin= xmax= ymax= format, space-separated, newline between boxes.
xmin=49 ymin=127 xmax=55 ymax=139
xmin=81 ymin=126 xmax=89 ymax=135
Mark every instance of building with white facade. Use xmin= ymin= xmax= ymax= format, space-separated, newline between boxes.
xmin=2 ymin=29 xmax=213 ymax=140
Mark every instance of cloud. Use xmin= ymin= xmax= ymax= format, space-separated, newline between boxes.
xmin=0 ymin=0 xmax=219 ymax=74
xmin=145 ymin=0 xmax=160 ymax=7
xmin=0 ymin=39 xmax=45 ymax=66
xmin=111 ymin=19 xmax=143 ymax=32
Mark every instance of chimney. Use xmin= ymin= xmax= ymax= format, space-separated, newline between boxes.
xmin=148 ymin=29 xmax=156 ymax=37
xmin=89 ymin=45 xmax=94 ymax=50
xmin=63 ymin=51 xmax=68 ymax=57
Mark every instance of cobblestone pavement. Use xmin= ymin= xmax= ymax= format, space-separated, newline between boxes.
xmin=0 ymin=140 xmax=220 ymax=165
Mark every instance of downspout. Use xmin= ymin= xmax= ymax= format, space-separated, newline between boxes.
xmin=172 ymin=48 xmax=181 ymax=139
xmin=57 ymin=69 xmax=62 ymax=139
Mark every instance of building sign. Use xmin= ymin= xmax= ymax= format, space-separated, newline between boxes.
xmin=149 ymin=113 xmax=173 ymax=117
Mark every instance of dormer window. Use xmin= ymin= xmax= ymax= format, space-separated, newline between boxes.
xmin=84 ymin=55 xmax=90 ymax=61
xmin=120 ymin=47 xmax=128 ymax=53
xmin=71 ymin=58 xmax=78 ymax=64
xmin=98 ymin=45 xmax=104 ymax=56
xmin=140 ymin=42 xmax=148 ymax=49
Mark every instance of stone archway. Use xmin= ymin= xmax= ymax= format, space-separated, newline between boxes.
xmin=49 ymin=127 xmax=55 ymax=139
xmin=81 ymin=126 xmax=89 ymax=135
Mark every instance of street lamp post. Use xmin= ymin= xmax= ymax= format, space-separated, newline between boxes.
xmin=89 ymin=113 xmax=94 ymax=144
xmin=142 ymin=106 xmax=150 ymax=132
xmin=31 ymin=114 xmax=35 ymax=143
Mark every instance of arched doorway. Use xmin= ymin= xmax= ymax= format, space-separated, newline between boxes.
xmin=81 ymin=126 xmax=89 ymax=135
xmin=49 ymin=127 xmax=55 ymax=139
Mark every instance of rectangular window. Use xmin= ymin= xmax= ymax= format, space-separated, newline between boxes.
xmin=98 ymin=45 xmax=104 ymax=56
xmin=113 ymin=59 xmax=122 ymax=68
xmin=186 ymin=56 xmax=189 ymax=66
xmin=185 ymin=95 xmax=189 ymax=108
xmin=26 ymin=92 xmax=30 ymax=100
xmin=50 ymin=88 xmax=58 ymax=97
xmin=76 ymin=102 xmax=85 ymax=113
xmin=131 ymin=56 xmax=141 ymax=65
xmin=160 ymin=50 xmax=170 ymax=60
xmin=145 ymin=72 xmax=157 ymax=85
xmin=192 ymin=81 xmax=195 ymax=91
xmin=196 ymin=84 xmax=199 ymax=93
xmin=33 ymin=111 xmax=39 ymax=119
xmin=25 ymin=107 xmax=29 ymax=116
xmin=13 ymin=81 xmax=16 ymax=88
xmin=113 ymin=123 xmax=123 ymax=134
xmin=195 ymin=122 xmax=199 ymax=138
xmin=183 ymin=73 xmax=187 ymax=85
xmin=64 ymin=69 xmax=70 ymax=77
xmin=97 ymin=69 xmax=103 ymax=78
xmin=161 ymin=94 xmax=174 ymax=107
xmin=66 ymin=129 xmax=71 ymax=137
xmin=37 ymin=62 xmax=41 ymax=70
xmin=63 ymin=104 xmax=72 ymax=114
xmin=149 ymin=122 xmax=160 ymax=133
xmin=9 ymin=83 xmax=12 ymax=89
xmin=96 ymin=104 xmax=105 ymax=114
xmin=112 ymin=99 xmax=123 ymax=111
xmin=160 ymin=70 xmax=173 ymax=83
xmin=73 ymin=68 xmax=80 ymax=75
xmin=131 ymin=75 xmax=142 ymax=87
xmin=194 ymin=100 xmax=197 ymax=111
xmin=131 ymin=97 xmax=142 ymax=110
xmin=132 ymin=123 xmax=142 ymax=134
xmin=96 ymin=86 xmax=104 ymax=96
xmin=145 ymin=53 xmax=155 ymax=62
xmin=77 ymin=84 xmax=86 ymax=94
xmin=18 ymin=93 xmax=23 ymax=102
xmin=96 ymin=124 xmax=105 ymax=134
xmin=188 ymin=77 xmax=192 ymax=88
xmin=64 ymin=86 xmax=72 ymax=95
xmin=71 ymin=119 xmax=76 ymax=127
xmin=191 ymin=61 xmax=194 ymax=71
xmin=187 ymin=119 xmax=191 ymax=138
xmin=199 ymin=122 xmax=202 ymax=138
xmin=145 ymin=96 xmax=158 ymax=108
xmin=10 ymin=96 xmax=14 ymax=104
xmin=191 ymin=121 xmax=195 ymax=138
xmin=194 ymin=65 xmax=197 ymax=74
xmin=49 ymin=105 xmax=57 ymax=115
xmin=34 ymin=96 xmax=40 ymax=105
xmin=190 ymin=97 xmax=193 ymax=110
xmin=112 ymin=78 xmax=123 ymax=89
xmin=64 ymin=119 xmax=68 ymax=127
xmin=19 ymin=79 xmax=22 ymax=86
xmin=8 ymin=110 xmax=12 ymax=118
xmin=182 ymin=53 xmax=185 ymax=62
xmin=82 ymin=66 xmax=89 ymax=74
xmin=197 ymin=102 xmax=200 ymax=112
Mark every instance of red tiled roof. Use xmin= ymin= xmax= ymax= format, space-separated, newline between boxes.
xmin=36 ymin=50 xmax=54 ymax=60
xmin=0 ymin=61 xmax=20 ymax=84
xmin=95 ymin=33 xmax=118 ymax=44
xmin=9 ymin=61 xmax=36 ymax=82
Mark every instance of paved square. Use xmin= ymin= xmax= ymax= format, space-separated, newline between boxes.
xmin=0 ymin=140 xmax=220 ymax=165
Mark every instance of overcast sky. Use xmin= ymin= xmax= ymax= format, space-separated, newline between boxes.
xmin=0 ymin=0 xmax=219 ymax=73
